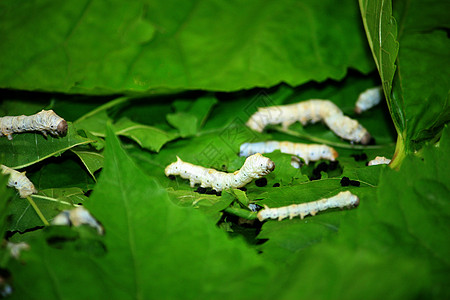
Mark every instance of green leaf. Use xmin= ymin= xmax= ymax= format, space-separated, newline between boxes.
xmin=266 ymin=125 xmax=450 ymax=300
xmin=0 ymin=0 xmax=373 ymax=94
xmin=75 ymin=105 xmax=179 ymax=152
xmin=0 ymin=123 xmax=93 ymax=169
xmin=74 ymin=96 xmax=131 ymax=131
xmin=376 ymin=125 xmax=450 ymax=265
xmin=167 ymin=96 xmax=218 ymax=137
xmin=27 ymin=155 xmax=95 ymax=192
xmin=392 ymin=28 xmax=450 ymax=151
xmin=167 ymin=187 xmax=242 ymax=221
xmin=71 ymin=148 xmax=104 ymax=181
xmin=359 ymin=0 xmax=399 ymax=114
xmin=74 ymin=110 xmax=112 ymax=136
xmin=6 ymin=187 xmax=84 ymax=232
xmin=166 ymin=112 xmax=198 ymax=137
xmin=255 ymin=179 xmax=373 ymax=260
xmin=7 ymin=122 xmax=271 ymax=299
xmin=360 ymin=0 xmax=450 ymax=166
xmin=0 ymin=173 xmax=14 ymax=235
xmin=114 ymin=118 xmax=179 ymax=152
xmin=232 ymin=189 xmax=250 ymax=207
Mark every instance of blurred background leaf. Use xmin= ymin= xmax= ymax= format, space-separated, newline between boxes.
xmin=0 ymin=0 xmax=373 ymax=94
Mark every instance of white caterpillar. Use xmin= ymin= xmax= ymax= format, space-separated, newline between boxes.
xmin=165 ymin=153 xmax=275 ymax=192
xmin=367 ymin=156 xmax=391 ymax=166
xmin=355 ymin=86 xmax=383 ymax=114
xmin=246 ymin=100 xmax=371 ymax=144
xmin=52 ymin=207 xmax=104 ymax=235
xmin=6 ymin=241 xmax=30 ymax=259
xmin=1 ymin=165 xmax=37 ymax=198
xmin=239 ymin=141 xmax=338 ymax=165
xmin=0 ymin=110 xmax=68 ymax=140
xmin=257 ymin=191 xmax=359 ymax=221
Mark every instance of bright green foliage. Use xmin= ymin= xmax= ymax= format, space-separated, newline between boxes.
xmin=0 ymin=0 xmax=448 ymax=299
xmin=4 ymin=156 xmax=95 ymax=233
xmin=167 ymin=96 xmax=218 ymax=137
xmin=376 ymin=125 xmax=450 ymax=265
xmin=261 ymin=126 xmax=450 ymax=300
xmin=359 ymin=0 xmax=399 ymax=115
xmin=114 ymin=118 xmax=179 ymax=151
xmin=71 ymin=148 xmax=104 ymax=180
xmin=75 ymin=103 xmax=179 ymax=152
xmin=360 ymin=0 xmax=450 ymax=165
xmin=7 ymin=188 xmax=85 ymax=232
xmin=0 ymin=123 xmax=93 ymax=168
xmin=0 ymin=0 xmax=373 ymax=94
xmin=391 ymin=0 xmax=450 ymax=152
xmin=7 ymin=124 xmax=272 ymax=299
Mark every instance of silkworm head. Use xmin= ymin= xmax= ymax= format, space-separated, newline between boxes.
xmin=330 ymin=148 xmax=339 ymax=160
xmin=57 ymin=120 xmax=68 ymax=136
xmin=360 ymin=132 xmax=372 ymax=145
xmin=165 ymin=156 xmax=183 ymax=176
xmin=245 ymin=153 xmax=275 ymax=176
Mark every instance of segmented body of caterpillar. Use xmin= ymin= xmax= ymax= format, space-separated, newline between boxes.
xmin=367 ymin=156 xmax=391 ymax=166
xmin=165 ymin=153 xmax=275 ymax=192
xmin=355 ymin=86 xmax=383 ymax=114
xmin=0 ymin=110 xmax=68 ymax=140
xmin=257 ymin=191 xmax=359 ymax=221
xmin=52 ymin=207 xmax=104 ymax=235
xmin=246 ymin=100 xmax=371 ymax=144
xmin=1 ymin=165 xmax=37 ymax=198
xmin=239 ymin=141 xmax=338 ymax=165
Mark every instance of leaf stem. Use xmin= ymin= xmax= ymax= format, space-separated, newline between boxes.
xmin=74 ymin=96 xmax=130 ymax=123
xmin=26 ymin=196 xmax=49 ymax=226
xmin=390 ymin=134 xmax=406 ymax=170
xmin=224 ymin=207 xmax=257 ymax=220
xmin=31 ymin=194 xmax=78 ymax=207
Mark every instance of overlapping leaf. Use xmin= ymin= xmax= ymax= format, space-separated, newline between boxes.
xmin=261 ymin=126 xmax=450 ymax=300
xmin=0 ymin=0 xmax=373 ymax=94
xmin=74 ymin=98 xmax=179 ymax=152
xmin=359 ymin=0 xmax=399 ymax=114
xmin=7 ymin=188 xmax=84 ymax=232
xmin=0 ymin=123 xmax=93 ymax=169
xmin=360 ymin=0 xmax=450 ymax=163
xmin=71 ymin=148 xmax=104 ymax=180
xmin=7 ymin=124 xmax=272 ymax=299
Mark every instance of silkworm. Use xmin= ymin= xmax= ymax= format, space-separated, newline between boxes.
xmin=355 ymin=86 xmax=383 ymax=114
xmin=52 ymin=207 xmax=104 ymax=235
xmin=367 ymin=156 xmax=391 ymax=166
xmin=165 ymin=153 xmax=275 ymax=192
xmin=239 ymin=141 xmax=338 ymax=165
xmin=6 ymin=241 xmax=30 ymax=259
xmin=0 ymin=110 xmax=68 ymax=140
xmin=1 ymin=165 xmax=37 ymax=198
xmin=257 ymin=191 xmax=359 ymax=221
xmin=246 ymin=100 xmax=371 ymax=144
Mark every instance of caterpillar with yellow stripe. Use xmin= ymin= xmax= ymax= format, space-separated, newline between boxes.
xmin=239 ymin=141 xmax=338 ymax=165
xmin=0 ymin=110 xmax=68 ymax=140
xmin=246 ymin=100 xmax=371 ymax=144
xmin=1 ymin=165 xmax=37 ymax=198
xmin=165 ymin=153 xmax=275 ymax=192
xmin=257 ymin=191 xmax=359 ymax=221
